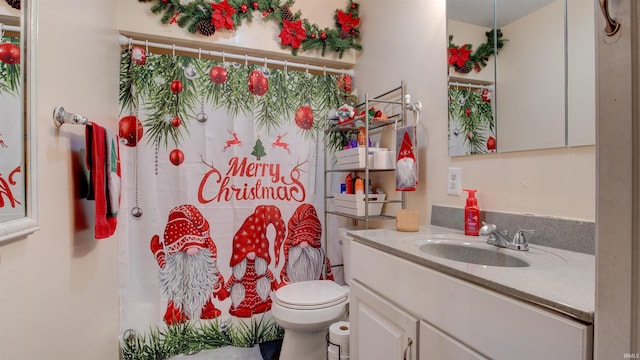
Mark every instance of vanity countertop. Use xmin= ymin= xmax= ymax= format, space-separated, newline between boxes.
xmin=347 ymin=225 xmax=595 ymax=324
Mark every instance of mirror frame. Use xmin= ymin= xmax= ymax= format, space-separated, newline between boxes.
xmin=0 ymin=0 xmax=38 ymax=244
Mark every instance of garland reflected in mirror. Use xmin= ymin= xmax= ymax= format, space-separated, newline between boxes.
xmin=0 ymin=0 xmax=38 ymax=243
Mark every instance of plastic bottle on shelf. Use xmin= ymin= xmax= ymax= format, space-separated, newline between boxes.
xmin=354 ymin=177 xmax=365 ymax=194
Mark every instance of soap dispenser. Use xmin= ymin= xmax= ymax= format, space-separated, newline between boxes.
xmin=463 ymin=189 xmax=480 ymax=236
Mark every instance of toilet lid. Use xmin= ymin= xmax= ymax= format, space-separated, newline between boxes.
xmin=274 ymin=280 xmax=348 ymax=309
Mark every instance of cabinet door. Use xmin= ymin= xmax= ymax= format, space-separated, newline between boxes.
xmin=419 ymin=320 xmax=488 ymax=360
xmin=350 ymin=280 xmax=418 ymax=360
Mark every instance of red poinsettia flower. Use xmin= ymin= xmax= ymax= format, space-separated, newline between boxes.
xmin=336 ymin=10 xmax=360 ymax=33
xmin=279 ymin=20 xmax=307 ymax=49
xmin=448 ymin=45 xmax=472 ymax=68
xmin=211 ymin=0 xmax=237 ymax=30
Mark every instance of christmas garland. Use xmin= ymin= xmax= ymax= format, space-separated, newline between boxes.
xmin=448 ymin=29 xmax=506 ymax=73
xmin=4 ymin=0 xmax=19 ymax=10
xmin=139 ymin=0 xmax=362 ymax=58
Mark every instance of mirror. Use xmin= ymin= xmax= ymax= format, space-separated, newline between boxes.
xmin=0 ymin=0 xmax=38 ymax=243
xmin=447 ymin=0 xmax=595 ymax=155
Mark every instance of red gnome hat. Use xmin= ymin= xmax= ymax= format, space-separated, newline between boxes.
xmin=164 ymin=205 xmax=216 ymax=254
xmin=284 ymin=203 xmax=322 ymax=262
xmin=230 ymin=205 xmax=286 ymax=267
xmin=398 ymin=131 xmax=416 ymax=162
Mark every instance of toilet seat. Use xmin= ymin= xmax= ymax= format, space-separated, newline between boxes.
xmin=274 ymin=280 xmax=349 ymax=310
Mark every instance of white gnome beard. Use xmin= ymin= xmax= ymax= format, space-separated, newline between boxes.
xmin=229 ymin=257 xmax=271 ymax=306
xmin=287 ymin=245 xmax=324 ymax=283
xmin=396 ymin=157 xmax=416 ymax=188
xmin=255 ymin=257 xmax=270 ymax=301
xmin=230 ymin=258 xmax=247 ymax=309
xmin=159 ymin=248 xmax=219 ymax=320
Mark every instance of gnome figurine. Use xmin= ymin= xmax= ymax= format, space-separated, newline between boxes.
xmin=225 ymin=205 xmax=286 ymax=317
xmin=280 ymin=203 xmax=333 ymax=286
xmin=150 ymin=205 xmax=228 ymax=325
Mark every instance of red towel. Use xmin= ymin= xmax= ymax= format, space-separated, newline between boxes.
xmin=86 ymin=122 xmax=117 ymax=239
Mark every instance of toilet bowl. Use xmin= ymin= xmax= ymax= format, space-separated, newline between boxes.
xmin=271 ymin=228 xmax=354 ymax=360
xmin=272 ymin=280 xmax=349 ymax=360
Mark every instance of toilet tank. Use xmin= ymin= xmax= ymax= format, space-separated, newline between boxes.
xmin=338 ymin=228 xmax=354 ymax=285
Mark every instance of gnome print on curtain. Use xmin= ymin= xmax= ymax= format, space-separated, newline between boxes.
xmin=280 ymin=203 xmax=333 ymax=285
xmin=150 ymin=205 xmax=228 ymax=325
xmin=225 ymin=205 xmax=286 ymax=317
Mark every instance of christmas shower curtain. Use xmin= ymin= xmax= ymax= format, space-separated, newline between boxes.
xmin=118 ymin=48 xmax=346 ymax=359
xmin=0 ymin=36 xmax=23 ymax=222
xmin=448 ymin=87 xmax=496 ymax=156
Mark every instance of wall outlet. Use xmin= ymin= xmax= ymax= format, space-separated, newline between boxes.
xmin=447 ymin=167 xmax=462 ymax=195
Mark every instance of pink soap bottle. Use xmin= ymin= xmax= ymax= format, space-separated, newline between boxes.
xmin=463 ymin=189 xmax=480 ymax=236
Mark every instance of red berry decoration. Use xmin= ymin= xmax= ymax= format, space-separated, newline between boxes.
xmin=310 ymin=33 xmax=316 ymax=39
xmin=337 ymin=74 xmax=352 ymax=94
xmin=0 ymin=43 xmax=20 ymax=65
xmin=465 ymin=108 xmax=471 ymax=117
xmin=248 ymin=69 xmax=269 ymax=96
xmin=131 ymin=46 xmax=146 ymax=66
xmin=487 ymin=136 xmax=497 ymax=151
xmin=119 ymin=116 xmax=144 ymax=147
xmin=294 ymin=105 xmax=314 ymax=130
xmin=169 ymin=149 xmax=184 ymax=166
xmin=481 ymin=89 xmax=491 ymax=103
xmin=252 ymin=1 xmax=258 ymax=9
xmin=170 ymin=80 xmax=183 ymax=94
xmin=171 ymin=116 xmax=182 ymax=128
xmin=320 ymin=32 xmax=327 ymax=40
xmin=240 ymin=3 xmax=248 ymax=12
xmin=209 ymin=66 xmax=228 ymax=84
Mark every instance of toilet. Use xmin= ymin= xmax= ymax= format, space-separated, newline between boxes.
xmin=271 ymin=229 xmax=353 ymax=360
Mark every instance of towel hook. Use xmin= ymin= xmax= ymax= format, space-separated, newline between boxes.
xmin=53 ymin=106 xmax=89 ymax=128
xmin=599 ymin=0 xmax=620 ymax=36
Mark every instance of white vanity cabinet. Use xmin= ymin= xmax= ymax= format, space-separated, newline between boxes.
xmin=349 ymin=240 xmax=593 ymax=360
xmin=350 ymin=280 xmax=417 ymax=360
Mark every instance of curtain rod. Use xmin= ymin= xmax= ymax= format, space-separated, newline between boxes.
xmin=448 ymin=81 xmax=494 ymax=91
xmin=118 ymin=35 xmax=355 ymax=77
xmin=1 ymin=24 xmax=21 ymax=33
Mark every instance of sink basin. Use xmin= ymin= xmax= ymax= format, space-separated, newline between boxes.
xmin=418 ymin=241 xmax=530 ymax=267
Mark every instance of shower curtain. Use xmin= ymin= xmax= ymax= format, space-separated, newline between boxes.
xmin=118 ymin=48 xmax=344 ymax=359
xmin=448 ymin=87 xmax=496 ymax=156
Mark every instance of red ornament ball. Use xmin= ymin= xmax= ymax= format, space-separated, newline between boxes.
xmin=337 ymin=74 xmax=352 ymax=94
xmin=294 ymin=105 xmax=314 ymax=130
xmin=171 ymin=116 xmax=182 ymax=128
xmin=0 ymin=43 xmax=20 ymax=65
xmin=252 ymin=1 xmax=258 ymax=9
xmin=169 ymin=149 xmax=184 ymax=166
xmin=351 ymin=3 xmax=357 ymax=9
xmin=209 ymin=66 xmax=228 ymax=84
xmin=248 ymin=69 xmax=269 ymax=96
xmin=170 ymin=80 xmax=183 ymax=94
xmin=465 ymin=108 xmax=471 ymax=117
xmin=320 ymin=32 xmax=327 ymax=40
xmin=240 ymin=3 xmax=248 ymax=12
xmin=487 ymin=136 xmax=497 ymax=151
xmin=310 ymin=33 xmax=316 ymax=39
xmin=119 ymin=116 xmax=144 ymax=147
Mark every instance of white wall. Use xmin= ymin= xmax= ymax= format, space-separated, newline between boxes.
xmin=0 ymin=0 xmax=120 ymax=358
xmin=356 ymin=0 xmax=595 ymax=223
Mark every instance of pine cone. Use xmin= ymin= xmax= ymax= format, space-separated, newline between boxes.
xmin=454 ymin=62 xmax=472 ymax=74
xmin=197 ymin=20 xmax=216 ymax=37
xmin=5 ymin=0 xmax=20 ymax=10
xmin=281 ymin=5 xmax=294 ymax=22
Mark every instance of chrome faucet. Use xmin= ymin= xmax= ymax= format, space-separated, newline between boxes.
xmin=479 ymin=223 xmax=532 ymax=251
